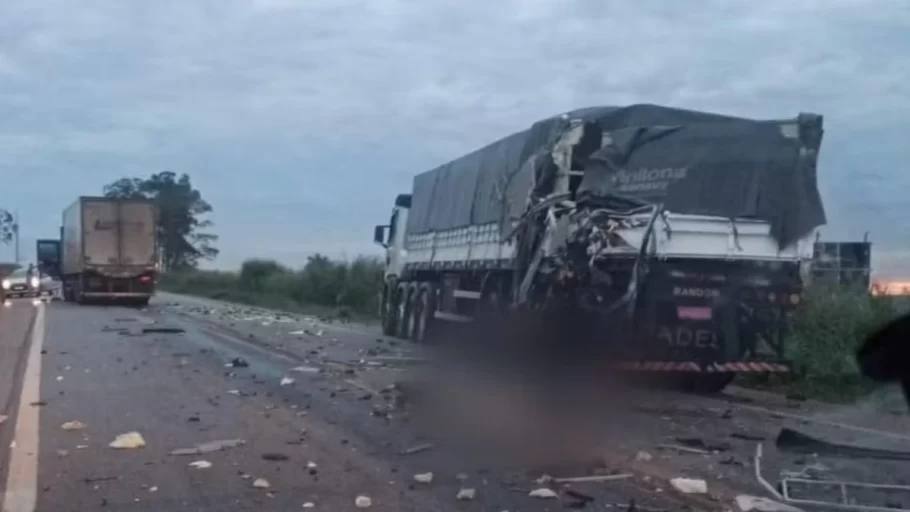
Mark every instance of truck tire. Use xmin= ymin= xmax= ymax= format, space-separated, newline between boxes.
xmin=396 ymin=284 xmax=415 ymax=340
xmin=682 ymin=372 xmax=736 ymax=394
xmin=381 ymin=283 xmax=400 ymax=337
xmin=411 ymin=284 xmax=437 ymax=343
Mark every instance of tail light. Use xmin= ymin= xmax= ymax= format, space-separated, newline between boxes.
xmin=139 ymin=275 xmax=153 ymax=283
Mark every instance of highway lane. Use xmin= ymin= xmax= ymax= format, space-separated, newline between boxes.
xmin=3 ymin=294 xmax=910 ymax=511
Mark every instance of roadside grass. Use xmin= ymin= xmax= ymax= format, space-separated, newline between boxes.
xmin=739 ymin=284 xmax=907 ymax=402
xmin=162 ymin=257 xmax=906 ymax=402
xmin=158 ymin=255 xmax=383 ymax=322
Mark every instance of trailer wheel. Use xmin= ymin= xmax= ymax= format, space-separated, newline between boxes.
xmin=682 ymin=372 xmax=736 ymax=394
xmin=396 ymin=283 xmax=413 ymax=340
xmin=380 ymin=282 xmax=399 ymax=337
xmin=411 ymin=284 xmax=437 ymax=343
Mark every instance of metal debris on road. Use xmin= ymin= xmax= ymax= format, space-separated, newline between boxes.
xmin=229 ymin=357 xmax=249 ymax=368
xmin=262 ymin=453 xmax=289 ymax=461
xmin=776 ymin=427 xmax=910 ymax=461
xmin=170 ymin=438 xmax=246 ymax=455
xmin=657 ymin=443 xmax=710 ymax=455
xmin=456 ymin=488 xmax=476 ymax=500
xmin=109 ymin=432 xmax=146 ymax=449
xmin=355 ymin=495 xmax=372 ymax=508
xmin=141 ymin=327 xmax=185 ymax=334
xmin=670 ymin=477 xmax=708 ymax=494
xmin=188 ymin=460 xmax=212 ymax=469
xmin=529 ymin=488 xmax=559 ymax=499
xmin=734 ymin=495 xmax=805 ymax=512
xmin=413 ymin=472 xmax=434 ymax=484
xmin=61 ymin=420 xmax=86 ymax=431
xmin=553 ymin=474 xmax=633 ymax=484
xmin=400 ymin=442 xmax=435 ymax=455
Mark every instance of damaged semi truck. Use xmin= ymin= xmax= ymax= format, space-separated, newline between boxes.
xmin=373 ymin=104 xmax=826 ymax=392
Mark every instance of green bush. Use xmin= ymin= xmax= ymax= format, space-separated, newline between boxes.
xmin=748 ymin=284 xmax=905 ymax=401
xmin=159 ymin=254 xmax=383 ymax=318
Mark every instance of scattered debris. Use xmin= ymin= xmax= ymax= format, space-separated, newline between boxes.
xmin=141 ymin=327 xmax=185 ymax=334
xmin=776 ymin=427 xmax=910 ymax=461
xmin=189 ymin=460 xmax=212 ymax=469
xmin=553 ymin=474 xmax=632 ymax=484
xmin=456 ymin=488 xmax=476 ymax=500
xmin=675 ymin=436 xmax=731 ymax=452
xmin=226 ymin=389 xmax=245 ymax=396
xmin=61 ymin=420 xmax=86 ymax=431
xmin=307 ymin=461 xmax=318 ymax=469
xmin=290 ymin=366 xmax=319 ymax=373
xmin=732 ymin=432 xmax=766 ymax=442
xmin=148 ymin=486 xmax=158 ymax=493
xmin=280 ymin=377 xmax=295 ymax=386
xmin=289 ymin=330 xmax=305 ymax=335
xmin=30 ymin=401 xmax=47 ymax=407
xmin=401 ymin=442 xmax=435 ymax=455
xmin=109 ymin=432 xmax=146 ymax=449
xmin=657 ymin=444 xmax=710 ymax=455
xmin=355 ymin=495 xmax=372 ymax=508
xmin=735 ymin=495 xmax=805 ymax=512
xmin=56 ymin=449 xmax=69 ymax=457
xmin=670 ymin=478 xmax=707 ymax=494
xmin=229 ymin=357 xmax=249 ymax=368
xmin=413 ymin=472 xmax=434 ymax=484
xmin=302 ymin=502 xmax=315 ymax=508
xmin=170 ymin=438 xmax=246 ymax=456
xmin=262 ymin=453 xmax=289 ymax=461
xmin=635 ymin=450 xmax=653 ymax=462
xmin=529 ymin=488 xmax=559 ymax=499
xmin=253 ymin=478 xmax=271 ymax=489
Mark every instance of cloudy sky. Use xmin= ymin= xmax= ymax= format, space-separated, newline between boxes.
xmin=0 ymin=1 xmax=908 ymax=276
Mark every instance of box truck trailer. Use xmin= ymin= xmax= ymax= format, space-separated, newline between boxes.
xmin=61 ymin=197 xmax=158 ymax=306
xmin=373 ymin=104 xmax=826 ymax=392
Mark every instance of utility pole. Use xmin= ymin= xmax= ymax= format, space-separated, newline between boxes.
xmin=13 ymin=210 xmax=19 ymax=264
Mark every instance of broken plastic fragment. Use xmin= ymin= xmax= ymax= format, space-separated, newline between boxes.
xmin=189 ymin=460 xmax=212 ymax=469
xmin=670 ymin=477 xmax=707 ymax=494
xmin=170 ymin=438 xmax=245 ymax=455
xmin=529 ymin=488 xmax=558 ymax=499
xmin=302 ymin=502 xmax=315 ymax=508
xmin=456 ymin=488 xmax=476 ymax=500
xmin=413 ymin=472 xmax=433 ymax=484
xmin=280 ymin=377 xmax=295 ymax=386
xmin=253 ymin=478 xmax=270 ymax=489
xmin=61 ymin=420 xmax=87 ymax=431
xmin=109 ymin=432 xmax=146 ymax=449
xmin=355 ymin=495 xmax=372 ymax=508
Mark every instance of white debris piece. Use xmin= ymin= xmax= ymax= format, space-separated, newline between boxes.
xmin=635 ymin=450 xmax=653 ymax=462
xmin=355 ymin=495 xmax=372 ymax=508
xmin=170 ymin=438 xmax=245 ymax=455
xmin=302 ymin=502 xmax=315 ymax=508
xmin=227 ymin=389 xmax=242 ymax=395
xmin=280 ymin=377 xmax=295 ymax=386
xmin=291 ymin=366 xmax=319 ymax=373
xmin=456 ymin=488 xmax=476 ymax=500
xmin=189 ymin=460 xmax=212 ymax=469
xmin=109 ymin=432 xmax=146 ymax=449
xmin=670 ymin=477 xmax=708 ymax=494
xmin=735 ymin=495 xmax=805 ymax=512
xmin=413 ymin=472 xmax=433 ymax=484
xmin=253 ymin=478 xmax=271 ymax=489
xmin=61 ymin=420 xmax=86 ymax=431
xmin=306 ymin=461 xmax=318 ymax=469
xmin=529 ymin=488 xmax=559 ymax=499
xmin=289 ymin=330 xmax=305 ymax=335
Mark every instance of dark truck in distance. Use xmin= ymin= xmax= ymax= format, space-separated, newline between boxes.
xmin=61 ymin=197 xmax=158 ymax=306
xmin=374 ymin=104 xmax=826 ymax=392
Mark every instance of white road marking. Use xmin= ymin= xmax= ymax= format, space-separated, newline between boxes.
xmin=3 ymin=304 xmax=46 ymax=512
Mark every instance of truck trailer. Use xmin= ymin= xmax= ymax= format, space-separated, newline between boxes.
xmin=373 ymin=104 xmax=826 ymax=392
xmin=61 ymin=197 xmax=158 ymax=306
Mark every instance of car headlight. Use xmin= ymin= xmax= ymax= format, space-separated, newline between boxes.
xmin=29 ymin=276 xmax=39 ymax=288
xmin=1 ymin=279 xmax=9 ymax=290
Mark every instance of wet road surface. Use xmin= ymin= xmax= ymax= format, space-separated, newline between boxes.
xmin=2 ymin=294 xmax=910 ymax=511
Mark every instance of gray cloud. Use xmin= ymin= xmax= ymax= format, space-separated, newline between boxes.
xmin=0 ymin=0 xmax=908 ymax=274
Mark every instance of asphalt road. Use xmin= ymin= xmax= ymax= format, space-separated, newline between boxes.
xmin=2 ymin=293 xmax=910 ymax=512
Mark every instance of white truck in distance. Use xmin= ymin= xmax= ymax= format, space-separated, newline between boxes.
xmin=61 ymin=197 xmax=158 ymax=306
xmin=374 ymin=104 xmax=826 ymax=392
